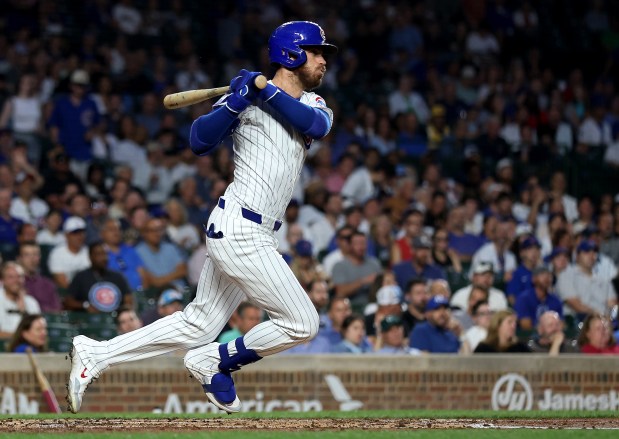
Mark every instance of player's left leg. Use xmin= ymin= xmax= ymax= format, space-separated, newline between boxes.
xmin=183 ymin=230 xmax=319 ymax=412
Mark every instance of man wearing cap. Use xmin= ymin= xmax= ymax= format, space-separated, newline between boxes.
xmin=557 ymin=240 xmax=617 ymax=320
xmin=364 ymin=285 xmax=403 ymax=344
xmin=469 ymin=219 xmax=516 ymax=283
xmin=65 ymin=241 xmax=133 ymax=313
xmin=514 ymin=266 xmax=563 ymax=331
xmin=506 ymin=235 xmax=542 ymax=305
xmin=48 ymin=69 xmax=101 ymax=178
xmin=290 ymin=239 xmax=327 ymax=288
xmin=332 ymin=231 xmax=382 ymax=313
xmin=47 ymin=216 xmax=91 ymax=289
xmin=375 ymin=315 xmax=414 ymax=354
xmin=410 ymin=295 xmax=461 ymax=353
xmin=392 ymin=235 xmax=446 ymax=293
xmin=451 ymin=261 xmax=508 ymax=312
xmin=141 ymin=288 xmax=185 ymax=326
xmin=573 ymin=225 xmax=618 ymax=283
xmin=545 ymin=246 xmax=570 ymax=286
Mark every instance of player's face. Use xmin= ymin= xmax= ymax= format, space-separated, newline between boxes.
xmin=298 ymin=48 xmax=326 ymax=90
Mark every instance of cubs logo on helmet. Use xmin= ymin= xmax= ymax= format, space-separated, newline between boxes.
xmin=268 ymin=21 xmax=338 ymax=69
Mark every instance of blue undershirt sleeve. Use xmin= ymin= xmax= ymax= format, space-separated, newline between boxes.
xmin=189 ymin=104 xmax=239 ymax=156
xmin=265 ymin=91 xmax=331 ymax=139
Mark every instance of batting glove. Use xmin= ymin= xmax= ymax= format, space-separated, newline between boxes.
xmin=225 ymin=91 xmax=252 ymax=114
xmin=259 ymin=83 xmax=280 ymax=102
xmin=229 ymin=69 xmax=262 ymax=100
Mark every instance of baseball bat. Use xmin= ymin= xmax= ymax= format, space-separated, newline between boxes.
xmin=26 ymin=347 xmax=62 ymax=414
xmin=163 ymin=75 xmax=268 ymax=109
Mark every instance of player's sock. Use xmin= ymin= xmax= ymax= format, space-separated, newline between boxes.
xmin=218 ymin=337 xmax=262 ymax=373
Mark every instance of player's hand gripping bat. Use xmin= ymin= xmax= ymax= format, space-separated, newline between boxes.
xmin=164 ymin=75 xmax=268 ymax=109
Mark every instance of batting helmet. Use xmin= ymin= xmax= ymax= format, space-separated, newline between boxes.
xmin=268 ymin=21 xmax=338 ymax=69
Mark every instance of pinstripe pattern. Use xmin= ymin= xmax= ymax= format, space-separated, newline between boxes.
xmin=77 ymin=91 xmax=330 ymax=381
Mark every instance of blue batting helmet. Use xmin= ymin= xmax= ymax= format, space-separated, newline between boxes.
xmin=268 ymin=21 xmax=338 ymax=69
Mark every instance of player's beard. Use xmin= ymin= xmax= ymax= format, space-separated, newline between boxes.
xmin=298 ymin=64 xmax=324 ymax=90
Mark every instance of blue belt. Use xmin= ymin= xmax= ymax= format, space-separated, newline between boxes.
xmin=218 ymin=198 xmax=282 ymax=231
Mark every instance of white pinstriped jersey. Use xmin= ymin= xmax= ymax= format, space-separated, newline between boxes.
xmin=215 ymin=88 xmax=333 ymax=220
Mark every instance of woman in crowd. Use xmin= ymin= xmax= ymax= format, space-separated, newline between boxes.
xmin=431 ymin=227 xmax=462 ymax=274
xmin=7 ymin=314 xmax=48 ymax=353
xmin=332 ymin=314 xmax=371 ymax=354
xmin=474 ymin=309 xmax=531 ymax=353
xmin=578 ymin=314 xmax=619 ymax=354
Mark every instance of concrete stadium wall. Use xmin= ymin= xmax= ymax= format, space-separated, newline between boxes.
xmin=1 ymin=353 xmax=618 ymax=414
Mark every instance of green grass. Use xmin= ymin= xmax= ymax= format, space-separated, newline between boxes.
xmin=2 ymin=409 xmax=618 ymax=420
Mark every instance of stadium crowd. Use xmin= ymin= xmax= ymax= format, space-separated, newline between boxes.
xmin=1 ymin=0 xmax=619 ymax=356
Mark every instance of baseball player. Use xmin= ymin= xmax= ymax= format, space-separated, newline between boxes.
xmin=67 ymin=21 xmax=337 ymax=414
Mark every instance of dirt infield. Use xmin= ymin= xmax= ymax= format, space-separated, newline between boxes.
xmin=2 ymin=418 xmax=619 ymax=432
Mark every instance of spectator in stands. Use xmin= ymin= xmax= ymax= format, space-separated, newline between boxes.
xmin=474 ymin=309 xmax=531 ymax=353
xmin=401 ymin=279 xmax=430 ymax=336
xmin=557 ymin=240 xmax=617 ymax=320
xmin=7 ymin=314 xmax=47 ymax=353
xmin=332 ymin=314 xmax=371 ymax=354
xmin=290 ymin=239 xmax=327 ymax=287
xmin=320 ymin=297 xmax=352 ymax=345
xmin=410 ymin=295 xmax=461 ymax=353
xmin=364 ymin=285 xmax=403 ymax=345
xmin=47 ymin=216 xmax=91 ymax=289
xmin=506 ymin=235 xmax=542 ymax=304
xmin=391 ymin=208 xmax=424 ymax=264
xmin=35 ymin=210 xmax=65 ymax=247
xmin=17 ymin=242 xmax=61 ymax=313
xmin=545 ymin=246 xmax=570 ymax=284
xmin=48 ymin=69 xmax=101 ymax=178
xmin=598 ymin=212 xmax=619 ymax=266
xmin=323 ymin=225 xmax=354 ymax=278
xmin=141 ymin=288 xmax=185 ymax=326
xmin=0 ymin=262 xmax=41 ymax=339
xmin=163 ymin=198 xmax=200 ymax=255
xmin=460 ymin=300 xmax=492 ymax=354
xmin=38 ymin=148 xmax=84 ymax=208
xmin=374 ymin=315 xmax=417 ymax=354
xmin=392 ymin=235 xmax=447 ymax=292
xmin=218 ymin=302 xmax=263 ymax=344
xmin=10 ymin=171 xmax=48 ymax=225
xmin=366 ymin=213 xmax=394 ymax=269
xmin=470 ymin=219 xmax=516 ymax=283
xmin=115 ymin=307 xmax=143 ymax=335
xmin=528 ymin=310 xmax=578 ymax=354
xmin=64 ymin=241 xmax=133 ymax=313
xmin=514 ymin=266 xmax=563 ymax=330
xmin=431 ymin=227 xmax=462 ymax=274
xmin=0 ymin=73 xmax=43 ymax=165
xmin=100 ymin=217 xmax=146 ymax=292
xmin=332 ymin=231 xmax=382 ymax=313
xmin=452 ymin=285 xmax=489 ymax=332
xmin=135 ymin=217 xmax=187 ymax=290
xmin=0 ymin=187 xmax=22 ymax=261
xmin=578 ymin=314 xmax=619 ymax=354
